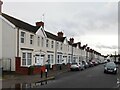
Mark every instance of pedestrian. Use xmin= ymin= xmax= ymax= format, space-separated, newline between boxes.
xmin=45 ymin=68 xmax=48 ymax=78
xmin=45 ymin=68 xmax=48 ymax=84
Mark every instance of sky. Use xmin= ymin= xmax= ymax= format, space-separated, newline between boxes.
xmin=2 ymin=0 xmax=119 ymax=56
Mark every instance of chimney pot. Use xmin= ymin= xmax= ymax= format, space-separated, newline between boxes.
xmin=57 ymin=31 xmax=63 ymax=37
xmin=36 ymin=21 xmax=44 ymax=28
xmin=69 ymin=38 xmax=74 ymax=44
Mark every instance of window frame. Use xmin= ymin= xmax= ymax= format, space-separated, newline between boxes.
xmin=60 ymin=43 xmax=63 ymax=50
xmin=46 ymin=39 xmax=49 ymax=47
xmin=21 ymin=52 xmax=32 ymax=66
xmin=51 ymin=41 xmax=54 ymax=48
xmin=38 ymin=36 xmax=40 ymax=46
xmin=30 ymin=35 xmax=34 ymax=45
xmin=57 ymin=42 xmax=59 ymax=50
xmin=21 ymin=32 xmax=25 ymax=43
xmin=41 ymin=37 xmax=44 ymax=47
xmin=47 ymin=54 xmax=54 ymax=64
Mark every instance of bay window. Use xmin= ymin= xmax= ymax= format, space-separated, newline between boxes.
xmin=22 ymin=52 xmax=32 ymax=66
xmin=47 ymin=54 xmax=54 ymax=64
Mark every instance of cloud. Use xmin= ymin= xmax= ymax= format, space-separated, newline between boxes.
xmin=3 ymin=2 xmax=118 ymax=55
xmin=96 ymin=45 xmax=118 ymax=49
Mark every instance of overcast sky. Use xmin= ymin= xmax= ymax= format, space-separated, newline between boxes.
xmin=2 ymin=0 xmax=119 ymax=55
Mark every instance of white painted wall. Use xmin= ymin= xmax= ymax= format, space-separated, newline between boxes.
xmin=46 ymin=38 xmax=56 ymax=66
xmin=19 ymin=28 xmax=47 ymax=66
xmin=0 ymin=16 xmax=2 ymax=60
xmin=2 ymin=18 xmax=17 ymax=71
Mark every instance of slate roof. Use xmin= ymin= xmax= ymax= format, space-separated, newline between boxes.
xmin=68 ymin=41 xmax=72 ymax=45
xmin=1 ymin=13 xmax=66 ymax=42
xmin=45 ymin=31 xmax=66 ymax=42
xmin=72 ymin=43 xmax=78 ymax=47
xmin=1 ymin=13 xmax=40 ymax=33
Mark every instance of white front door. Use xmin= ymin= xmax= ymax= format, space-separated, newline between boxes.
xmin=40 ymin=57 xmax=44 ymax=66
xmin=63 ymin=57 xmax=67 ymax=64
xmin=35 ymin=56 xmax=44 ymax=66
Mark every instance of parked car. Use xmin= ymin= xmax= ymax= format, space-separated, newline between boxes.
xmin=103 ymin=60 xmax=108 ymax=63
xmin=97 ymin=60 xmax=101 ymax=64
xmin=91 ymin=60 xmax=98 ymax=66
xmin=87 ymin=61 xmax=94 ymax=67
xmin=104 ymin=62 xmax=118 ymax=74
xmin=79 ymin=62 xmax=85 ymax=70
xmin=82 ymin=61 xmax=89 ymax=69
xmin=70 ymin=63 xmax=80 ymax=71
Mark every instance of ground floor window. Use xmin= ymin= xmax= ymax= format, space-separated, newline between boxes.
xmin=47 ymin=54 xmax=54 ymax=64
xmin=57 ymin=54 xmax=62 ymax=64
xmin=22 ymin=52 xmax=32 ymax=66
xmin=73 ymin=56 xmax=76 ymax=63
xmin=68 ymin=56 xmax=71 ymax=63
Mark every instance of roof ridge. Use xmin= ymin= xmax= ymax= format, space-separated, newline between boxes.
xmin=2 ymin=13 xmax=36 ymax=27
xmin=2 ymin=13 xmax=40 ymax=33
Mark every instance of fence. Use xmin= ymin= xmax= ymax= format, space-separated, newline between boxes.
xmin=0 ymin=58 xmax=11 ymax=71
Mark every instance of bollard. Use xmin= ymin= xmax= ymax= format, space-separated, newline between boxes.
xmin=41 ymin=81 xmax=44 ymax=85
xmin=41 ymin=70 xmax=43 ymax=78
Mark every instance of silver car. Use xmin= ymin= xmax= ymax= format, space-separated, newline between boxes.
xmin=70 ymin=63 xmax=80 ymax=71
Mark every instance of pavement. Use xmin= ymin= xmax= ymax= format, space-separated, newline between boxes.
xmin=1 ymin=68 xmax=69 ymax=88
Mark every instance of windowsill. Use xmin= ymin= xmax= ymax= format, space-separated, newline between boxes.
xmin=21 ymin=65 xmax=31 ymax=67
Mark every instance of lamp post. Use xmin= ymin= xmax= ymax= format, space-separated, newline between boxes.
xmin=71 ymin=44 xmax=73 ymax=63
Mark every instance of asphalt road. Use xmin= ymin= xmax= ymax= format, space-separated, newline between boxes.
xmin=35 ymin=64 xmax=120 ymax=88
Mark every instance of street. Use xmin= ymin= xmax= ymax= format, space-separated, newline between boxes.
xmin=35 ymin=64 xmax=120 ymax=88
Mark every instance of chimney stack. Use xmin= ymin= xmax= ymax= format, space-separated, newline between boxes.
xmin=69 ymin=38 xmax=74 ymax=44
xmin=57 ymin=31 xmax=63 ymax=37
xmin=78 ymin=42 xmax=81 ymax=47
xmin=87 ymin=47 xmax=90 ymax=52
xmin=0 ymin=0 xmax=3 ymax=14
xmin=36 ymin=21 xmax=44 ymax=28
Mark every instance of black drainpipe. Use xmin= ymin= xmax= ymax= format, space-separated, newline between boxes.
xmin=17 ymin=28 xmax=19 ymax=57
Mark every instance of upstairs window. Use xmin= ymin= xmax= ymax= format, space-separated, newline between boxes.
xmin=51 ymin=41 xmax=54 ymax=48
xmin=68 ymin=45 xmax=69 ymax=51
xmin=21 ymin=32 xmax=25 ymax=43
xmin=57 ymin=42 xmax=59 ymax=49
xmin=41 ymin=37 xmax=44 ymax=47
xmin=30 ymin=35 xmax=34 ymax=44
xmin=38 ymin=36 xmax=40 ymax=46
xmin=60 ymin=43 xmax=63 ymax=50
xmin=46 ymin=39 xmax=49 ymax=47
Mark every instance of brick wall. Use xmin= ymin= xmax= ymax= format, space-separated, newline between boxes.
xmin=15 ymin=57 xmax=29 ymax=75
xmin=15 ymin=57 xmax=46 ymax=75
xmin=33 ymin=66 xmax=45 ymax=74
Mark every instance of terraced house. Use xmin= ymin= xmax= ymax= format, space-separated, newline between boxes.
xmin=0 ymin=1 xmax=105 ymax=74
